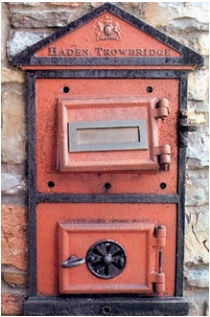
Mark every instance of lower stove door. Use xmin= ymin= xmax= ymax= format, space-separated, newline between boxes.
xmin=59 ymin=221 xmax=166 ymax=294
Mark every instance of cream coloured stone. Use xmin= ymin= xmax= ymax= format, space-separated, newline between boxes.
xmin=185 ymin=215 xmax=209 ymax=265
xmin=1 ymin=173 xmax=24 ymax=194
xmin=49 ymin=2 xmax=83 ymax=6
xmin=1 ymin=68 xmax=25 ymax=83
xmin=185 ymin=269 xmax=209 ymax=288
xmin=187 ymin=132 xmax=209 ymax=169
xmin=205 ymin=301 xmax=209 ymax=316
xmin=187 ymin=109 xmax=206 ymax=125
xmin=193 ymin=33 xmax=209 ymax=56
xmin=144 ymin=2 xmax=209 ymax=28
xmin=193 ymin=212 xmax=209 ymax=245
xmin=8 ymin=30 xmax=50 ymax=56
xmin=188 ymin=70 xmax=209 ymax=101
xmin=1 ymin=205 xmax=28 ymax=271
xmin=185 ymin=169 xmax=209 ymax=206
xmin=11 ymin=10 xmax=73 ymax=28
xmin=2 ymin=92 xmax=26 ymax=164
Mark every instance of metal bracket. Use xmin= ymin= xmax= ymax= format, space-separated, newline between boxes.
xmin=179 ymin=109 xmax=200 ymax=148
xmin=180 ymin=124 xmax=199 ymax=132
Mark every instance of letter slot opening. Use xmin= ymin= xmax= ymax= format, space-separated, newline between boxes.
xmin=68 ymin=120 xmax=147 ymax=152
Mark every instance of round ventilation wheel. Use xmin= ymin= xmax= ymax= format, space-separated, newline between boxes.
xmin=86 ymin=240 xmax=126 ymax=279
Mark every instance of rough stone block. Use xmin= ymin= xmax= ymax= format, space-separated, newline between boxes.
xmin=1 ymin=3 xmax=10 ymax=67
xmin=9 ymin=2 xmax=45 ymax=6
xmin=1 ymin=67 xmax=25 ymax=83
xmin=185 ymin=169 xmax=209 ymax=206
xmin=1 ymin=173 xmax=24 ymax=195
xmin=144 ymin=2 xmax=209 ymax=29
xmin=2 ymin=91 xmax=26 ymax=164
xmin=185 ymin=212 xmax=209 ymax=265
xmin=186 ymin=205 xmax=209 ymax=216
xmin=1 ymin=293 xmax=24 ymax=316
xmin=88 ymin=2 xmax=105 ymax=8
xmin=11 ymin=10 xmax=73 ymax=28
xmin=8 ymin=30 xmax=50 ymax=57
xmin=49 ymin=2 xmax=84 ymax=6
xmin=205 ymin=301 xmax=209 ymax=316
xmin=187 ymin=108 xmax=207 ymax=125
xmin=187 ymin=132 xmax=209 ymax=169
xmin=120 ymin=2 xmax=146 ymax=18
xmin=192 ymin=33 xmax=209 ymax=56
xmin=188 ymin=69 xmax=209 ymax=101
xmin=193 ymin=211 xmax=209 ymax=245
xmin=188 ymin=301 xmax=200 ymax=316
xmin=188 ymin=100 xmax=209 ymax=115
xmin=1 ymin=205 xmax=28 ymax=271
xmin=163 ymin=18 xmax=209 ymax=32
xmin=2 ymin=267 xmax=27 ymax=287
xmin=1 ymin=164 xmax=26 ymax=195
xmin=185 ymin=269 xmax=209 ymax=288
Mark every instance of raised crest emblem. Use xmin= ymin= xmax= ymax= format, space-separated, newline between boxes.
xmin=96 ymin=15 xmax=122 ymax=41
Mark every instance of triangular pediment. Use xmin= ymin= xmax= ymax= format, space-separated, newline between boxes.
xmin=12 ymin=2 xmax=203 ymax=67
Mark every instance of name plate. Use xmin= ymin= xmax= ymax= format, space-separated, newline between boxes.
xmin=68 ymin=120 xmax=147 ymax=152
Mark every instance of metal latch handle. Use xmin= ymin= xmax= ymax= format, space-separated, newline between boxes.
xmin=62 ymin=255 xmax=85 ymax=268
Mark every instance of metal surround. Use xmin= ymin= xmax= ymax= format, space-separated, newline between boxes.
xmin=68 ymin=120 xmax=147 ymax=152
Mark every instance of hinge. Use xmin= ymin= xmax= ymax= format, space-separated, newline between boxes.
xmin=155 ymin=145 xmax=171 ymax=171
xmin=150 ymin=272 xmax=165 ymax=295
xmin=154 ymin=98 xmax=170 ymax=120
xmin=151 ymin=225 xmax=166 ymax=295
xmin=155 ymin=225 xmax=167 ymax=247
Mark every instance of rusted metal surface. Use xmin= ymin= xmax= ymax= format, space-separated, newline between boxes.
xmin=58 ymin=96 xmax=163 ymax=172
xmin=36 ymin=78 xmax=179 ymax=194
xmin=37 ymin=203 xmax=176 ymax=296
xmin=58 ymin=223 xmax=167 ymax=294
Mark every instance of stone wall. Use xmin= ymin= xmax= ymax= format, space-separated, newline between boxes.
xmin=1 ymin=2 xmax=209 ymax=316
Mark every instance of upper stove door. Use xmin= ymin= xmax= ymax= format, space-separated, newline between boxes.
xmin=57 ymin=97 xmax=170 ymax=172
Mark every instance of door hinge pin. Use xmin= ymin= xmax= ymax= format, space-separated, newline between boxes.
xmin=158 ymin=248 xmax=163 ymax=274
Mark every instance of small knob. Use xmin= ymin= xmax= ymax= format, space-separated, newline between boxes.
xmin=103 ymin=254 xmax=112 ymax=265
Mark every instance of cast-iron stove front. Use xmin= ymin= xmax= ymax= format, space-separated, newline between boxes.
xmin=12 ymin=3 xmax=203 ymax=316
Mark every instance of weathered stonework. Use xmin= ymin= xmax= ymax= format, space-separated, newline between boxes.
xmin=187 ymin=132 xmax=209 ymax=169
xmin=185 ymin=169 xmax=209 ymax=206
xmin=11 ymin=10 xmax=74 ymax=28
xmin=1 ymin=293 xmax=24 ymax=316
xmin=1 ymin=68 xmax=25 ymax=84
xmin=185 ymin=269 xmax=209 ymax=288
xmin=1 ymin=205 xmax=28 ymax=271
xmin=2 ymin=266 xmax=27 ymax=288
xmin=144 ymin=2 xmax=209 ymax=31
xmin=1 ymin=2 xmax=209 ymax=316
xmin=188 ymin=70 xmax=209 ymax=101
xmin=8 ymin=30 xmax=52 ymax=57
xmin=1 ymin=91 xmax=26 ymax=164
